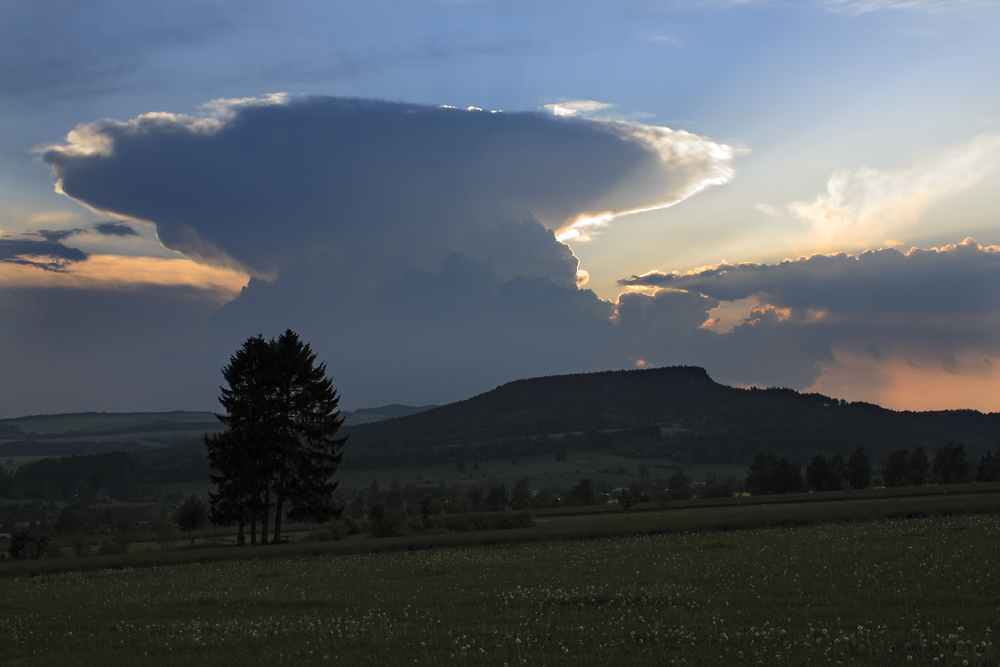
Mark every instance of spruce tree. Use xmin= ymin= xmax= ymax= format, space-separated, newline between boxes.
xmin=206 ymin=331 xmax=346 ymax=545
xmin=847 ymin=446 xmax=871 ymax=490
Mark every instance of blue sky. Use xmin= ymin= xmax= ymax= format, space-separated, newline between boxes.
xmin=1 ymin=0 xmax=999 ymax=417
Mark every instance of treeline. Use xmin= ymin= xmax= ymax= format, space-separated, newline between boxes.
xmin=343 ymin=425 xmax=668 ymax=469
xmin=882 ymin=441 xmax=1000 ymax=486
xmin=745 ymin=441 xmax=1000 ymax=495
xmin=0 ymin=445 xmax=209 ymax=503
xmin=336 ymin=466 xmax=721 ymax=531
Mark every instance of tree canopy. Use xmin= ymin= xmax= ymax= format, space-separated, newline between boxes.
xmin=746 ymin=451 xmax=803 ymax=495
xmin=206 ymin=330 xmax=347 ymax=546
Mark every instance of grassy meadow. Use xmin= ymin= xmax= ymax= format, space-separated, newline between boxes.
xmin=2 ymin=493 xmax=999 ymax=665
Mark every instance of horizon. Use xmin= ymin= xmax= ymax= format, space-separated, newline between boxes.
xmin=2 ymin=2 xmax=999 ymax=418
xmin=1 ymin=363 xmax=996 ymax=423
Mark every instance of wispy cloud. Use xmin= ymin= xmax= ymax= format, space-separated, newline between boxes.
xmin=788 ymin=134 xmax=1000 ymax=248
xmin=36 ymin=229 xmax=84 ymax=243
xmin=0 ymin=237 xmax=87 ymax=272
xmin=0 ymin=254 xmax=247 ymax=297
xmin=732 ymin=0 xmax=992 ymax=15
xmin=542 ymin=100 xmax=616 ymax=118
xmin=646 ymin=34 xmax=681 ymax=46
xmin=94 ymin=222 xmax=139 ymax=237
xmin=820 ymin=0 xmax=992 ymax=15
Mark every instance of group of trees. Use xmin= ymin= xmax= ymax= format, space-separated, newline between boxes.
xmin=746 ymin=452 xmax=805 ymax=495
xmin=206 ymin=331 xmax=347 ymax=546
xmin=805 ymin=447 xmax=872 ymax=492
xmin=882 ymin=446 xmax=931 ymax=487
xmin=747 ymin=448 xmax=869 ymax=496
xmin=883 ymin=441 xmax=1000 ymax=486
xmin=748 ymin=442 xmax=1000 ymax=496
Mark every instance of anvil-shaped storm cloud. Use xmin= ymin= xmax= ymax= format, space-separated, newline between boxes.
xmin=1 ymin=94 xmax=994 ymax=416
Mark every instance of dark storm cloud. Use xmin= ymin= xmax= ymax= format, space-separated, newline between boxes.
xmin=46 ymin=96 xmax=733 ymax=400
xmin=29 ymin=94 xmax=739 ymax=412
xmin=42 ymin=95 xmax=733 ymax=284
xmin=0 ymin=237 xmax=87 ymax=271
xmin=18 ymin=93 xmax=995 ymax=416
xmin=0 ymin=283 xmax=224 ymax=417
xmin=207 ymin=253 xmax=621 ymax=408
xmin=613 ymin=239 xmax=1000 ymax=387
xmin=619 ymin=239 xmax=1000 ymax=320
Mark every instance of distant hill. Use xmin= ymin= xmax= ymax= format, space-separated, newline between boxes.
xmin=344 ymin=404 xmax=438 ymax=426
xmin=0 ymin=411 xmax=221 ymax=455
xmin=0 ymin=404 xmax=434 ymax=455
xmin=3 ymin=367 xmax=997 ymax=471
xmin=343 ymin=366 xmax=1000 ymax=469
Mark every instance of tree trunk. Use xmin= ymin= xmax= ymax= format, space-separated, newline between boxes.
xmin=273 ymin=467 xmax=285 ymax=544
xmin=261 ymin=485 xmax=270 ymax=545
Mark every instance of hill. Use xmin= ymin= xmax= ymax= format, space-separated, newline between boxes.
xmin=343 ymin=366 xmax=1000 ymax=468
xmin=0 ymin=404 xmax=436 ymax=457
xmin=2 ymin=366 xmax=997 ymax=475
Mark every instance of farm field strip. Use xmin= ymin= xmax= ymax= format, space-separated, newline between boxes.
xmin=1 ymin=512 xmax=997 ymax=666
xmin=5 ymin=489 xmax=998 ymax=577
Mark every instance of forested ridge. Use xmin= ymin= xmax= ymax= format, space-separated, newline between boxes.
xmin=343 ymin=366 xmax=1000 ymax=468
xmin=3 ymin=366 xmax=998 ymax=486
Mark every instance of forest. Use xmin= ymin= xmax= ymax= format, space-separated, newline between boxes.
xmin=340 ymin=366 xmax=1000 ymax=468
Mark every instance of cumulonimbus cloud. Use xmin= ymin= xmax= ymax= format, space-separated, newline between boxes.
xmin=7 ymin=94 xmax=994 ymax=416
xmin=41 ymin=94 xmax=736 ymax=279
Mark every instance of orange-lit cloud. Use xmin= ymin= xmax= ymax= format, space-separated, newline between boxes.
xmin=810 ymin=350 xmax=999 ymax=413
xmin=0 ymin=254 xmax=248 ymax=302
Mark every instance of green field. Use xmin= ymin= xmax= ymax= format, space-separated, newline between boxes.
xmin=2 ymin=493 xmax=999 ymax=665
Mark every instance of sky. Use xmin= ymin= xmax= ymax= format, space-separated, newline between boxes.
xmin=2 ymin=0 xmax=999 ymax=418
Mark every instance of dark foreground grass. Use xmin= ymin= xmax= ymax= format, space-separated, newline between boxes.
xmin=2 ymin=502 xmax=999 ymax=665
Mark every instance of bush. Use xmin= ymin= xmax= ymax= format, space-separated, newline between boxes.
xmin=9 ymin=528 xmax=49 ymax=560
xmin=343 ymin=517 xmax=365 ymax=536
xmin=98 ymin=540 xmax=123 ymax=555
xmin=368 ymin=503 xmax=407 ymax=537
xmin=70 ymin=532 xmax=89 ymax=557
xmin=305 ymin=522 xmax=349 ymax=542
xmin=697 ymin=481 xmax=733 ymax=499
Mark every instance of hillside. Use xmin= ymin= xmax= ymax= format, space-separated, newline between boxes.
xmin=0 ymin=404 xmax=436 ymax=457
xmin=2 ymin=366 xmax=997 ymax=474
xmin=343 ymin=366 xmax=1000 ymax=469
